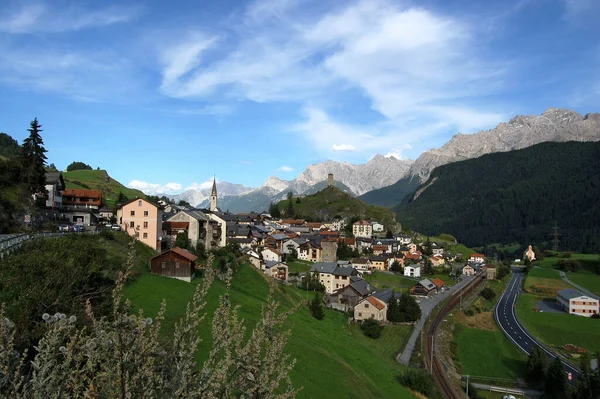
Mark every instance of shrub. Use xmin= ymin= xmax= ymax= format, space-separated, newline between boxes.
xmin=397 ymin=368 xmax=437 ymax=397
xmin=463 ymin=308 xmax=475 ymax=317
xmin=480 ymin=287 xmax=496 ymax=300
xmin=557 ymin=259 xmax=581 ymax=272
xmin=360 ymin=319 xmax=383 ymax=339
xmin=309 ymin=293 xmax=325 ymax=320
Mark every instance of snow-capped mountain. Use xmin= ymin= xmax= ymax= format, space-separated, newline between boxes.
xmin=408 ymin=108 xmax=600 ymax=182
xmin=169 ymin=182 xmax=254 ymax=206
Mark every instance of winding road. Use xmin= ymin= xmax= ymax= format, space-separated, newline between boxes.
xmin=495 ymin=269 xmax=580 ymax=382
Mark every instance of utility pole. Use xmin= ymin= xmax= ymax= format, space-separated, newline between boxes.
xmin=430 ymin=335 xmax=434 ymax=373
xmin=551 ymin=221 xmax=561 ymax=252
xmin=465 ymin=375 xmax=470 ymax=398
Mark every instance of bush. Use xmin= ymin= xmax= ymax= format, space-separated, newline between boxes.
xmin=480 ymin=287 xmax=496 ymax=300
xmin=360 ymin=318 xmax=383 ymax=339
xmin=463 ymin=308 xmax=475 ymax=316
xmin=557 ymin=259 xmax=581 ymax=272
xmin=309 ymin=293 xmax=325 ymax=320
xmin=397 ymin=368 xmax=437 ymax=397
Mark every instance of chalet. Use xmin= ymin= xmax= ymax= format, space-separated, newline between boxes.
xmin=44 ymin=171 xmax=65 ymax=209
xmin=310 ymin=262 xmax=358 ymax=293
xmin=354 ymin=295 xmax=387 ymax=322
xmin=394 ymin=233 xmax=412 ymax=245
xmin=242 ymin=247 xmax=262 ymax=269
xmin=327 ymin=276 xmax=375 ymax=311
xmin=351 ymin=258 xmax=371 ymax=272
xmin=431 ymin=278 xmax=446 ymax=292
xmin=431 ymin=255 xmax=445 ymax=267
xmin=404 ymin=265 xmax=421 ymax=278
xmin=369 ymin=256 xmax=388 ymax=271
xmin=261 ymin=247 xmax=283 ymax=262
xmin=462 ymin=265 xmax=476 ymax=276
xmin=469 ymin=253 xmax=485 ymax=264
xmin=61 ymin=189 xmax=102 ymax=210
xmin=410 ymin=278 xmax=437 ymax=297
xmin=404 ymin=252 xmax=422 ymax=262
xmin=372 ymin=245 xmax=389 ymax=255
xmin=264 ymin=260 xmax=288 ymax=282
xmin=281 ymin=237 xmax=306 ymax=254
xmin=150 ymin=247 xmax=197 ymax=282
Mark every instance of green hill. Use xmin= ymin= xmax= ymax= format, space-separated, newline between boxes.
xmin=302 ymin=180 xmax=356 ymax=196
xmin=277 ymin=186 xmax=399 ymax=229
xmin=359 ymin=176 xmax=420 ymax=208
xmin=62 ymin=169 xmax=145 ymax=208
xmin=125 ymin=264 xmax=417 ymax=399
xmin=395 ymin=141 xmax=600 ymax=252
xmin=0 ymin=133 xmax=21 ymax=159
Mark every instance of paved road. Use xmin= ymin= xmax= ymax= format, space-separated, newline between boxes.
xmin=397 ymin=275 xmax=475 ymax=365
xmin=495 ymin=270 xmax=580 ymax=382
xmin=559 ymin=271 xmax=600 ymax=300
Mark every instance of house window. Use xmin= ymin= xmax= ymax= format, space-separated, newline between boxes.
xmin=358 ymin=312 xmax=362 ymax=317
xmin=161 ymin=262 xmax=166 ymax=269
xmin=130 ymin=211 xmax=135 ymax=216
xmin=143 ymin=233 xmax=148 ymax=239
xmin=175 ymin=261 xmax=180 ymax=269
xmin=144 ymin=211 xmax=149 ymax=217
xmin=364 ymin=304 xmax=369 ymax=308
xmin=129 ymin=221 xmax=135 ymax=228
xmin=143 ymin=221 xmax=148 ymax=229
xmin=138 ymin=200 xmax=142 ymax=207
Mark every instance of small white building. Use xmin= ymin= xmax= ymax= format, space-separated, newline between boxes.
xmin=462 ymin=265 xmax=476 ymax=276
xmin=371 ymin=221 xmax=385 ymax=232
xmin=404 ymin=265 xmax=421 ymax=278
xmin=557 ymin=289 xmax=599 ymax=317
xmin=261 ymin=247 xmax=283 ymax=263
xmin=469 ymin=253 xmax=485 ymax=264
xmin=353 ymin=220 xmax=373 ymax=238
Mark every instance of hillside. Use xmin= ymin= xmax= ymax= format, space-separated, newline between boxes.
xmin=0 ymin=133 xmax=20 ymax=159
xmin=359 ymin=176 xmax=420 ymax=208
xmin=395 ymin=141 xmax=600 ymax=252
xmin=62 ymin=169 xmax=145 ymax=208
xmin=125 ymin=264 xmax=417 ymax=399
xmin=277 ymin=186 xmax=399 ymax=229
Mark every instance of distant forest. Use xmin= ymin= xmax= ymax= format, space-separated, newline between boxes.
xmin=395 ymin=141 xmax=600 ymax=253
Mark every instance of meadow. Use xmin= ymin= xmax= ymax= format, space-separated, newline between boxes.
xmin=125 ymin=263 xmax=418 ymax=399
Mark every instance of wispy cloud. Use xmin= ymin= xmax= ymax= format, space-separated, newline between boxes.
xmin=185 ymin=179 xmax=217 ymax=191
xmin=275 ymin=166 xmax=294 ymax=172
xmin=177 ymin=104 xmax=234 ymax=116
xmin=332 ymin=144 xmax=357 ymax=152
xmin=128 ymin=180 xmax=182 ymax=195
xmin=0 ymin=2 xmax=140 ymax=34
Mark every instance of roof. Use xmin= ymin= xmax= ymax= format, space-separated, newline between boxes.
xmin=558 ymin=288 xmax=593 ymax=300
xmin=306 ymin=222 xmax=323 ymax=228
xmin=353 ymin=220 xmax=371 ymax=226
xmin=369 ymin=256 xmax=388 ymax=262
xmin=263 ymin=247 xmax=282 ymax=255
xmin=352 ymin=258 xmax=369 ymax=265
xmin=471 ymin=253 xmax=485 ymax=258
xmin=418 ymin=278 xmax=436 ymax=290
xmin=348 ymin=278 xmax=375 ymax=296
xmin=151 ymin=247 xmax=198 ymax=262
xmin=163 ymin=221 xmax=189 ymax=229
xmin=431 ymin=278 xmax=446 ymax=288
xmin=120 ymin=197 xmax=160 ymax=209
xmin=281 ymin=219 xmax=305 ymax=225
xmin=61 ymin=188 xmax=102 ymax=199
xmin=229 ymin=237 xmax=252 ymax=243
xmin=264 ymin=260 xmax=285 ymax=269
xmin=271 ymin=233 xmax=289 ymax=240
xmin=373 ymin=288 xmax=395 ymax=304
xmin=366 ymin=296 xmax=385 ymax=310
xmin=45 ymin=171 xmax=63 ymax=184
xmin=405 ymin=265 xmax=420 ymax=270
xmin=372 ymin=245 xmax=389 ymax=251
xmin=310 ymin=262 xmax=355 ymax=276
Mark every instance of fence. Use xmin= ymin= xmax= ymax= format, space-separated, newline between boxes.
xmin=0 ymin=232 xmax=65 ymax=259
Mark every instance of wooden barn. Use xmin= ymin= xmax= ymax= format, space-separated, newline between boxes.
xmin=150 ymin=247 xmax=198 ymax=282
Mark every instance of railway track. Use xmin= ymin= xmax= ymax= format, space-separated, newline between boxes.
xmin=424 ymin=275 xmax=485 ymax=399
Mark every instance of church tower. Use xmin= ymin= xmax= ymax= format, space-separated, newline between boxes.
xmin=210 ymin=177 xmax=218 ymax=211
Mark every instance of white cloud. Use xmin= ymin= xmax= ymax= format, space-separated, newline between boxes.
xmin=128 ymin=180 xmax=182 ymax=195
xmin=177 ymin=104 xmax=234 ymax=116
xmin=276 ymin=166 xmax=294 ymax=172
xmin=332 ymin=144 xmax=357 ymax=152
xmin=0 ymin=3 xmax=140 ymax=34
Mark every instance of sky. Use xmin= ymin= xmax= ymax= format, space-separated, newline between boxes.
xmin=0 ymin=0 xmax=599 ymax=194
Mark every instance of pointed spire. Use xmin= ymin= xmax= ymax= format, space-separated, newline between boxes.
xmin=211 ymin=176 xmax=217 ymax=196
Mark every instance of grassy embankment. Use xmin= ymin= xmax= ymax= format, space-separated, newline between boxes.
xmin=125 ymin=263 xmax=417 ymax=399
xmin=533 ymin=253 xmax=600 ymax=296
xmin=62 ymin=169 xmax=145 ymax=208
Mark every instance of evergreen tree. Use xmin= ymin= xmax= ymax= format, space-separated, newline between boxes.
xmin=21 ymin=118 xmax=48 ymax=196
xmin=399 ymin=292 xmax=421 ymax=322
xmin=390 ymin=260 xmax=402 ymax=273
xmin=386 ymin=292 xmax=403 ymax=322
xmin=423 ymin=258 xmax=434 ymax=275
xmin=544 ymin=357 xmax=567 ymax=398
xmin=286 ymin=191 xmax=294 ymax=217
xmin=268 ymin=202 xmax=281 ymax=218
xmin=386 ymin=230 xmax=393 ymax=239
xmin=309 ymin=293 xmax=324 ymax=320
xmin=574 ymin=352 xmax=600 ymax=399
xmin=175 ymin=232 xmax=190 ymax=249
xmin=422 ymin=237 xmax=433 ymax=256
xmin=526 ymin=346 xmax=547 ymax=383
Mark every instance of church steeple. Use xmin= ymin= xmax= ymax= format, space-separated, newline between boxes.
xmin=210 ymin=176 xmax=218 ymax=211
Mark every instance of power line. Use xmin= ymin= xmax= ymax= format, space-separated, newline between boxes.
xmin=550 ymin=221 xmax=561 ymax=252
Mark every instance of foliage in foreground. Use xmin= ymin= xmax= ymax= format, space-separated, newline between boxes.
xmin=360 ymin=319 xmax=383 ymax=339
xmin=0 ymin=252 xmax=300 ymax=398
xmin=396 ymin=368 xmax=439 ymax=398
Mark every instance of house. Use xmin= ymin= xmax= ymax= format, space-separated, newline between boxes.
xmin=228 ymin=237 xmax=253 ymax=249
xmin=298 ymin=240 xmax=322 ymax=262
xmin=432 ymin=247 xmax=444 ymax=257
xmin=44 ymin=171 xmax=65 ymax=209
xmin=204 ymin=211 xmax=227 ymax=248
xmin=98 ymin=207 xmax=114 ymax=222
xmin=372 ymin=245 xmax=389 ymax=255
xmin=352 ymin=220 xmax=373 ymax=238
xmin=431 ymin=255 xmax=445 ymax=267
xmin=120 ymin=198 xmax=163 ymax=250
xmin=306 ymin=222 xmax=325 ymax=231
xmin=330 ymin=219 xmax=345 ymax=232
xmin=61 ymin=189 xmax=102 ymax=210
xmin=165 ymin=210 xmax=214 ymax=250
xmin=281 ymin=237 xmax=306 ymax=254
xmin=469 ymin=253 xmax=485 ymax=263
xmin=242 ymin=247 xmax=263 ymax=269
xmin=431 ymin=278 xmax=446 ymax=293
xmin=373 ymin=239 xmax=397 ymax=253
xmin=351 ymin=258 xmax=371 ymax=272
xmin=264 ymin=260 xmax=288 ymax=282
xmin=462 ymin=265 xmax=476 ymax=276
xmin=369 ymin=256 xmax=388 ymax=271
xmin=557 ymin=289 xmax=599 ymax=317
xmin=484 ymin=265 xmax=497 ymax=280
xmin=150 ymin=247 xmax=197 ymax=282
xmin=356 ymin=237 xmax=373 ymax=252
xmin=394 ymin=234 xmax=412 ymax=245
xmin=404 ymin=252 xmax=422 ymax=262
xmin=327 ymin=276 xmax=375 ymax=311
xmin=388 ymin=256 xmax=405 ymax=270
xmin=354 ymin=295 xmax=387 ymax=322
xmin=404 ymin=265 xmax=421 ymax=278
xmin=410 ymin=278 xmax=437 ymax=297
xmin=337 ymin=237 xmax=357 ymax=250
xmin=371 ymin=221 xmax=385 ymax=232
xmin=310 ymin=262 xmax=359 ymax=294
xmin=261 ymin=247 xmax=283 ymax=262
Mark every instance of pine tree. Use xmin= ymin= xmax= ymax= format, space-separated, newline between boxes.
xmin=423 ymin=258 xmax=434 ymax=275
xmin=286 ymin=191 xmax=294 ymax=217
xmin=544 ymin=357 xmax=567 ymax=398
xmin=387 ymin=292 xmax=403 ymax=322
xmin=526 ymin=346 xmax=547 ymax=383
xmin=422 ymin=237 xmax=433 ymax=256
xmin=21 ymin=118 xmax=48 ymax=196
xmin=400 ymin=292 xmax=421 ymax=322
xmin=309 ymin=293 xmax=324 ymax=320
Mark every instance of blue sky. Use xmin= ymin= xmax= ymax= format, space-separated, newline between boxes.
xmin=0 ymin=0 xmax=599 ymax=193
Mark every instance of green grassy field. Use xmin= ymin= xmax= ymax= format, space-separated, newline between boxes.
xmin=516 ymin=293 xmax=600 ymax=356
xmin=125 ymin=264 xmax=417 ymax=399
xmin=567 ymin=271 xmax=600 ymax=295
xmin=287 ymin=259 xmax=312 ymax=273
xmin=454 ymin=325 xmax=527 ymax=380
xmin=63 ymin=169 xmax=145 ymax=207
xmin=528 ymin=267 xmax=560 ymax=279
xmin=524 ymin=267 xmax=571 ymax=296
xmin=534 ymin=253 xmax=600 ymax=269
xmin=366 ymin=271 xmax=414 ymax=293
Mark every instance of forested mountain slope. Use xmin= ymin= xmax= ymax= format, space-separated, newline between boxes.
xmin=395 ymin=142 xmax=600 ymax=252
